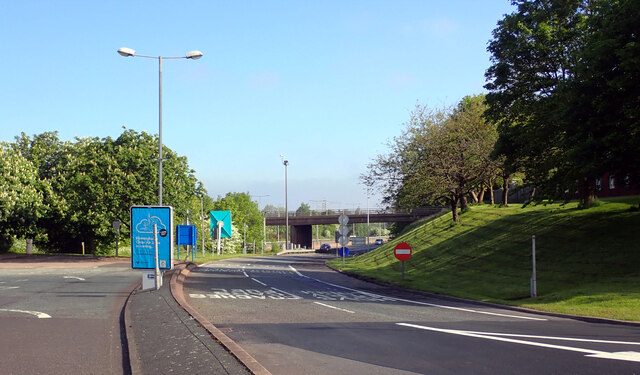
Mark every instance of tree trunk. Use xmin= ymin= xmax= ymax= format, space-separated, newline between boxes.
xmin=581 ymin=177 xmax=596 ymax=208
xmin=459 ymin=193 xmax=468 ymax=210
xmin=502 ymin=173 xmax=510 ymax=206
xmin=478 ymin=188 xmax=485 ymax=203
xmin=471 ymin=191 xmax=479 ymax=203
xmin=450 ymin=198 xmax=459 ymax=223
xmin=490 ymin=181 xmax=495 ymax=205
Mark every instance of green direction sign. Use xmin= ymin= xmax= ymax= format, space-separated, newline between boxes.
xmin=210 ymin=211 xmax=232 ymax=238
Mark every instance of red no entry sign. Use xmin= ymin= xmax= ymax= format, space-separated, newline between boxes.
xmin=394 ymin=242 xmax=412 ymax=261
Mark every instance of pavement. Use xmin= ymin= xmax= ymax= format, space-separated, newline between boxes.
xmin=125 ymin=263 xmax=269 ymax=375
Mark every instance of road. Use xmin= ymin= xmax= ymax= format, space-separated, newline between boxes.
xmin=184 ymin=254 xmax=640 ymax=374
xmin=0 ymin=257 xmax=139 ymax=375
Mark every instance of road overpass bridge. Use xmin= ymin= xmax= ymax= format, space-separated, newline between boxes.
xmin=264 ymin=207 xmax=443 ymax=249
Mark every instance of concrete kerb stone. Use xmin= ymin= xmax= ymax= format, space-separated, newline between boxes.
xmin=170 ymin=263 xmax=272 ymax=375
xmin=124 ymin=279 xmax=142 ymax=375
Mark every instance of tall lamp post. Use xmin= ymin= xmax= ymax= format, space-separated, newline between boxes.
xmin=117 ymin=47 xmax=203 ymax=205
xmin=282 ymin=157 xmax=290 ymax=250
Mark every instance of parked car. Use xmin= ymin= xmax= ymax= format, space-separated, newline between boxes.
xmin=320 ymin=243 xmax=331 ymax=250
xmin=374 ymin=239 xmax=384 ymax=245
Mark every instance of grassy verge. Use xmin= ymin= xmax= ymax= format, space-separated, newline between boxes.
xmin=328 ymin=196 xmax=640 ymax=321
xmin=6 ymin=239 xmax=275 ymax=263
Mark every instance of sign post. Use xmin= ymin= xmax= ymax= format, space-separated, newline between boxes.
xmin=112 ymin=220 xmax=121 ymax=257
xmin=131 ymin=206 xmax=174 ymax=290
xmin=210 ymin=211 xmax=232 ymax=255
xmin=338 ymin=214 xmax=350 ymax=264
xmin=394 ymin=242 xmax=412 ymax=280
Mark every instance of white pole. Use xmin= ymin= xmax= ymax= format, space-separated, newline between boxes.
xmin=154 ymin=224 xmax=160 ymax=290
xmin=531 ymin=235 xmax=537 ymax=298
xmin=201 ymin=196 xmax=205 ymax=255
xmin=217 ymin=221 xmax=223 ymax=255
xmin=366 ymin=190 xmax=370 ymax=245
xmin=158 ymin=56 xmax=163 ymax=206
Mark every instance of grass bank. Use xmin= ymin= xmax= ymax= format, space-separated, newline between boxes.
xmin=328 ymin=196 xmax=640 ymax=321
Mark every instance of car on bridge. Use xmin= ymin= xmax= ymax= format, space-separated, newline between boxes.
xmin=320 ymin=243 xmax=331 ymax=251
xmin=375 ymin=239 xmax=384 ymax=245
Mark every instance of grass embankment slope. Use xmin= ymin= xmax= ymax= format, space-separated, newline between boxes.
xmin=329 ymin=197 xmax=640 ymax=321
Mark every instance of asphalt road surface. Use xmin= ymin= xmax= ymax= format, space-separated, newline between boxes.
xmin=184 ymin=254 xmax=640 ymax=375
xmin=0 ymin=257 xmax=139 ymax=375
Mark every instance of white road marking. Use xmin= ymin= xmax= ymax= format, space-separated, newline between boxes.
xmin=397 ymin=323 xmax=640 ymax=363
xmin=242 ymin=268 xmax=249 ymax=277
xmin=271 ymin=287 xmax=302 ymax=299
xmin=0 ymin=308 xmax=51 ymax=319
xmin=63 ymin=276 xmax=85 ymax=281
xmin=289 ymin=265 xmax=306 ymax=277
xmin=0 ymin=286 xmax=20 ymax=290
xmin=314 ymin=301 xmax=355 ymax=314
xmin=252 ymin=278 xmax=268 ymax=286
xmin=287 ymin=265 xmax=546 ymax=321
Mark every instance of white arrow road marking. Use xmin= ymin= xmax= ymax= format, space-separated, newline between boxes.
xmin=314 ymin=301 xmax=355 ymax=314
xmin=397 ymin=323 xmax=640 ymax=363
xmin=0 ymin=308 xmax=51 ymax=319
xmin=288 ymin=265 xmax=546 ymax=321
xmin=63 ymin=276 xmax=85 ymax=281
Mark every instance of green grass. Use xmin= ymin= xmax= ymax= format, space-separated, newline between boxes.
xmin=329 ymin=196 xmax=640 ymax=321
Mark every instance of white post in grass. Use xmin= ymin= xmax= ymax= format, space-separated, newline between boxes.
xmin=531 ymin=235 xmax=537 ymax=298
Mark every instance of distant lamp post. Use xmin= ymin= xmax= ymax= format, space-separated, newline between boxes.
xmin=282 ymin=157 xmax=290 ymax=250
xmin=117 ymin=47 xmax=203 ymax=205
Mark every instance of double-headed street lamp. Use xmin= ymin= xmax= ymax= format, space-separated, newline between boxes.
xmin=117 ymin=47 xmax=203 ymax=206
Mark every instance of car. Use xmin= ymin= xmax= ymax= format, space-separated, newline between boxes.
xmin=374 ymin=239 xmax=384 ymax=245
xmin=319 ymin=243 xmax=331 ymax=251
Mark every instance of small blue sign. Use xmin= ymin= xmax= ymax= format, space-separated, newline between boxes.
xmin=176 ymin=225 xmax=197 ymax=247
xmin=131 ymin=206 xmax=174 ymax=269
xmin=339 ymin=247 xmax=350 ymax=257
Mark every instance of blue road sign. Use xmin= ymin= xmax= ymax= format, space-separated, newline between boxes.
xmin=176 ymin=225 xmax=197 ymax=247
xmin=210 ymin=211 xmax=232 ymax=238
xmin=131 ymin=206 xmax=174 ymax=269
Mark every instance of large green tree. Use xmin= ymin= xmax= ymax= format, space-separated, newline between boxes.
xmin=485 ymin=0 xmax=640 ymax=206
xmin=364 ymin=96 xmax=498 ymax=222
xmin=8 ymin=130 xmax=201 ymax=254
xmin=0 ymin=143 xmax=50 ymax=251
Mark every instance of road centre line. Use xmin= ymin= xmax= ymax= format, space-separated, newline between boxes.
xmin=288 ymin=265 xmax=546 ymax=321
xmin=396 ymin=323 xmax=640 ymax=363
xmin=314 ymin=301 xmax=355 ymax=314
xmin=0 ymin=308 xmax=51 ymax=319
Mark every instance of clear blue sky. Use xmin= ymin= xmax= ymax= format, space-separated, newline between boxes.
xmin=0 ymin=1 xmax=515 ymax=211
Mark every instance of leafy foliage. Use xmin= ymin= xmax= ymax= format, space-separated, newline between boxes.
xmin=485 ymin=0 xmax=640 ymax=205
xmin=2 ymin=130 xmax=201 ymax=254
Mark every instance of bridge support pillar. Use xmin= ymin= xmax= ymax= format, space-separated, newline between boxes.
xmin=291 ymin=225 xmax=313 ymax=249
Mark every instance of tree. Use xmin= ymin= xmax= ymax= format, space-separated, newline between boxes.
xmin=0 ymin=144 xmax=50 ymax=252
xmin=212 ymin=192 xmax=263 ymax=252
xmin=484 ymin=0 xmax=640 ymax=206
xmin=7 ymin=130 xmax=201 ymax=254
xmin=295 ymin=202 xmax=311 ymax=216
xmin=364 ymin=97 xmax=498 ymax=222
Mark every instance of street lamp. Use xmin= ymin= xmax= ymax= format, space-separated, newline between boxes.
xmin=117 ymin=47 xmax=203 ymax=205
xmin=282 ymin=157 xmax=290 ymax=250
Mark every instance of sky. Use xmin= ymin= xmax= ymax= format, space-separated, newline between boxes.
xmin=0 ymin=0 xmax=515 ymax=212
